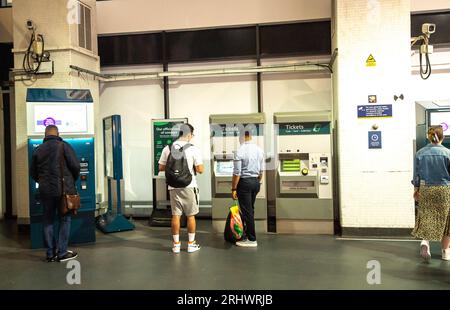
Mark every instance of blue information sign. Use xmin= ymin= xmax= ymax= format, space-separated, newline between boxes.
xmin=368 ymin=131 xmax=382 ymax=149
xmin=358 ymin=105 xmax=392 ymax=118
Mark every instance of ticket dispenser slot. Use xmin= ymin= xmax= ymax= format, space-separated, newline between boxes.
xmin=278 ymin=153 xmax=319 ymax=197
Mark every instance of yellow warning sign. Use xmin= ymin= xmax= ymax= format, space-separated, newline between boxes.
xmin=366 ymin=54 xmax=376 ymax=67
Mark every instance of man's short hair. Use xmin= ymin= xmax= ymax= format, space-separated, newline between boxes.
xmin=239 ymin=129 xmax=252 ymax=139
xmin=178 ymin=123 xmax=194 ymax=138
xmin=45 ymin=125 xmax=59 ymax=136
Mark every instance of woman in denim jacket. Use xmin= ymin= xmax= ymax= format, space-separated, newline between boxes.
xmin=412 ymin=126 xmax=450 ymax=261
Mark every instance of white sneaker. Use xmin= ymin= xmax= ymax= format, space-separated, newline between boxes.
xmin=188 ymin=241 xmax=201 ymax=253
xmin=172 ymin=242 xmax=181 ymax=254
xmin=420 ymin=240 xmax=431 ymax=262
xmin=236 ymin=239 xmax=258 ymax=248
xmin=442 ymin=248 xmax=450 ymax=261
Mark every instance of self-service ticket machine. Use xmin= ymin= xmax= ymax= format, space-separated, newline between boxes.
xmin=27 ymin=88 xmax=96 ymax=248
xmin=274 ymin=111 xmax=333 ymax=234
xmin=210 ymin=113 xmax=267 ymax=233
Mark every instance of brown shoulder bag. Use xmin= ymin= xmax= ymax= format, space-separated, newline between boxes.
xmin=59 ymin=142 xmax=81 ymax=215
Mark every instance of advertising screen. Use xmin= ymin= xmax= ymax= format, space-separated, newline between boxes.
xmin=152 ymin=119 xmax=187 ymax=177
xmin=33 ymin=104 xmax=88 ymax=133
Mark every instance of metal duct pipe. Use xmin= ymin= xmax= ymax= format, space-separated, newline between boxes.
xmin=70 ymin=61 xmax=331 ymax=83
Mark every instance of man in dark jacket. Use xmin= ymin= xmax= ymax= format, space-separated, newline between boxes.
xmin=30 ymin=125 xmax=80 ymax=262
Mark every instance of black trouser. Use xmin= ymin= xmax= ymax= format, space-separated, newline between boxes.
xmin=237 ymin=177 xmax=261 ymax=242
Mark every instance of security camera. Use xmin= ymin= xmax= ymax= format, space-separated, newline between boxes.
xmin=422 ymin=23 xmax=436 ymax=36
xmin=26 ymin=20 xmax=35 ymax=31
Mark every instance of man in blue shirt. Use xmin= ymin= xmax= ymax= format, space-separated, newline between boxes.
xmin=231 ymin=129 xmax=264 ymax=247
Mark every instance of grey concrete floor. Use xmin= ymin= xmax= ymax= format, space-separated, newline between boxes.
xmin=0 ymin=219 xmax=449 ymax=290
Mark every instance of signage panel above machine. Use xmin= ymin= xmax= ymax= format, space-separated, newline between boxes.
xmin=26 ymin=88 xmax=94 ymax=137
xmin=278 ymin=122 xmax=331 ymax=135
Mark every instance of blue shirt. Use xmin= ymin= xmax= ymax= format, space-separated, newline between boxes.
xmin=233 ymin=142 xmax=264 ymax=178
xmin=413 ymin=143 xmax=450 ymax=187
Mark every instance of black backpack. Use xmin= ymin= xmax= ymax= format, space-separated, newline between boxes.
xmin=165 ymin=143 xmax=193 ymax=188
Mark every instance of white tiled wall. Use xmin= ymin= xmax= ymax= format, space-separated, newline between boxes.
xmin=333 ymin=0 xmax=416 ymax=228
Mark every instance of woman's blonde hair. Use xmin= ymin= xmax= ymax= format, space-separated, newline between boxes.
xmin=428 ymin=125 xmax=444 ymax=144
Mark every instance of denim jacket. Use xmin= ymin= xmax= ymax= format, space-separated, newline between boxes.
xmin=412 ymin=143 xmax=450 ymax=187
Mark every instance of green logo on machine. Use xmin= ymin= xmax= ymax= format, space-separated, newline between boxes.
xmin=278 ymin=122 xmax=330 ymax=135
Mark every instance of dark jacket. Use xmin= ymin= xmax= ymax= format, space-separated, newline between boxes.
xmin=30 ymin=135 xmax=80 ymax=197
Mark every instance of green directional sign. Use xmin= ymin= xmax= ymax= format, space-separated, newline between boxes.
xmin=278 ymin=122 xmax=331 ymax=135
xmin=152 ymin=119 xmax=187 ymax=177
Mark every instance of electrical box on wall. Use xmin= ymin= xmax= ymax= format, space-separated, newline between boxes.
xmin=32 ymin=61 xmax=54 ymax=75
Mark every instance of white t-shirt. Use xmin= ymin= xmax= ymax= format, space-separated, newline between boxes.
xmin=158 ymin=140 xmax=203 ymax=189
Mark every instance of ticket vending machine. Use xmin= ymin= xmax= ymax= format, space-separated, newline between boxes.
xmin=27 ymin=88 xmax=96 ymax=248
xmin=274 ymin=111 xmax=334 ymax=234
xmin=210 ymin=113 xmax=267 ymax=233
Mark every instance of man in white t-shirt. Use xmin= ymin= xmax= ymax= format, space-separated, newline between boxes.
xmin=158 ymin=123 xmax=204 ymax=254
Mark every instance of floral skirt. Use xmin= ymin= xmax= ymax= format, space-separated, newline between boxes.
xmin=412 ymin=185 xmax=450 ymax=241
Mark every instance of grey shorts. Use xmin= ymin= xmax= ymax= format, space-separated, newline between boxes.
xmin=169 ymin=187 xmax=199 ymax=217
